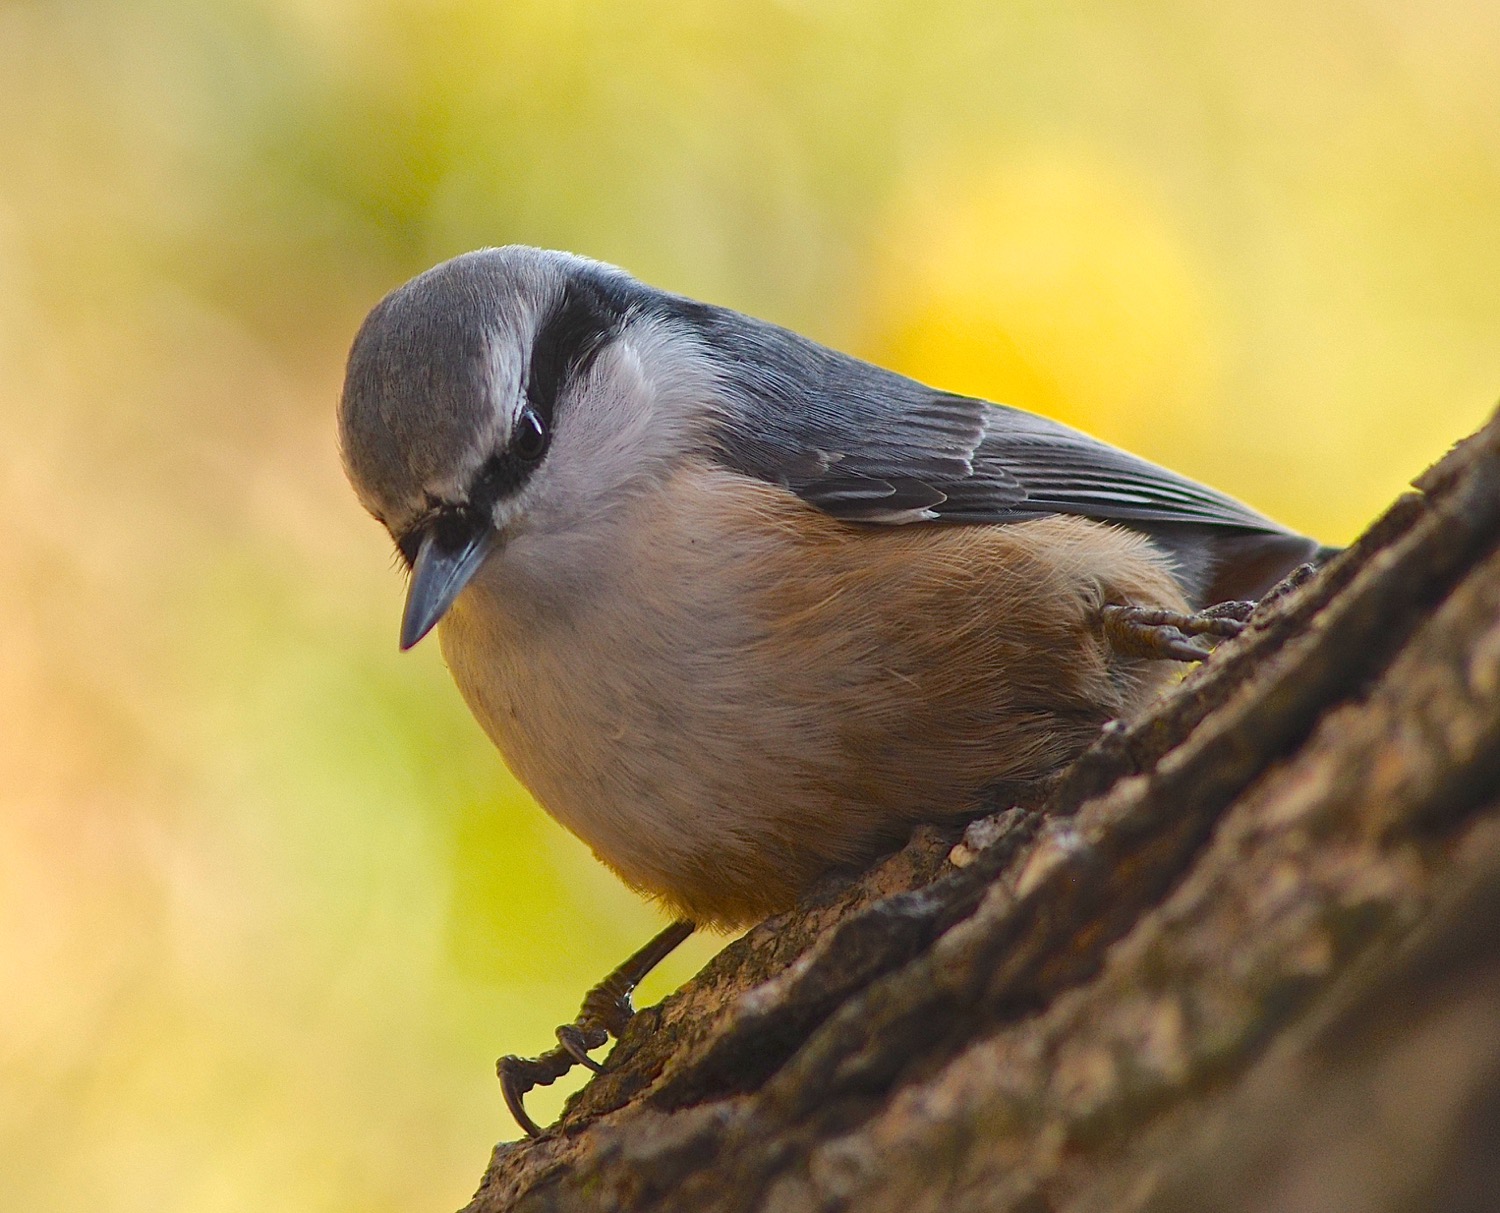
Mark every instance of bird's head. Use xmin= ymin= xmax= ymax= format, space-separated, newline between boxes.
xmin=338 ymin=246 xmax=718 ymax=649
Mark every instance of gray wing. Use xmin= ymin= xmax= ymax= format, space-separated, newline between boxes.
xmin=687 ymin=301 xmax=1284 ymax=534
xmin=933 ymin=403 xmax=1284 ymax=530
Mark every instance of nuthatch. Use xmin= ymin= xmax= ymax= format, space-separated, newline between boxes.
xmin=337 ymin=246 xmax=1326 ymax=1134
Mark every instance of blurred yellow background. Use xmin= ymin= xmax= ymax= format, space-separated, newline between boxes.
xmin=3 ymin=1 xmax=1497 ymax=1210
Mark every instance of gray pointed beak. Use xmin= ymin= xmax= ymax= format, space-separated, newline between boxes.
xmin=400 ymin=524 xmax=496 ymax=651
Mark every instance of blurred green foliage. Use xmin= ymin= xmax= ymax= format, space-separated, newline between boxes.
xmin=2 ymin=2 xmax=1497 ymax=1210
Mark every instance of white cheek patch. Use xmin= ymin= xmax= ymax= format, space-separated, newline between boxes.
xmin=569 ymin=317 xmax=725 ymax=473
xmin=491 ymin=314 xmax=724 ymax=559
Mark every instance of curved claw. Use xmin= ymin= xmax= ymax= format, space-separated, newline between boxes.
xmin=499 ymin=1049 xmax=577 ymax=1138
xmin=556 ymin=1023 xmax=608 ymax=1073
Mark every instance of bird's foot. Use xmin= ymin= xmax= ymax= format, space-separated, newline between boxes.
xmin=1101 ymin=601 xmax=1254 ymax=663
xmin=497 ymin=1005 xmax=627 ymax=1138
xmin=497 ymin=1045 xmax=586 ymax=1139
xmin=498 ymin=919 xmax=695 ymax=1138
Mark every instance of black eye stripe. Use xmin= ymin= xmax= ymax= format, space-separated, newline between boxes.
xmin=468 ymin=451 xmax=530 ymax=517
xmin=395 ymin=271 xmax=630 ymax=562
xmin=525 ymin=279 xmax=623 ymax=429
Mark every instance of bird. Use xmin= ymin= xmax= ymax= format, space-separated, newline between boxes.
xmin=337 ymin=245 xmax=1327 ymax=1134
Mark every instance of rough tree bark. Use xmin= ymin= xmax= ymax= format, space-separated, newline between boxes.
xmin=464 ymin=409 xmax=1500 ymax=1213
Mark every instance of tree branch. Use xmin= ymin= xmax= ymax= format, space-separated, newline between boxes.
xmin=466 ymin=409 xmax=1500 ymax=1213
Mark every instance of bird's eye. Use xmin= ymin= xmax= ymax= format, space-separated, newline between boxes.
xmin=512 ymin=407 xmax=549 ymax=461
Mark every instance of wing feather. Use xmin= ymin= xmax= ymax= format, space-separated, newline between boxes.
xmin=668 ymin=296 xmax=1287 ymax=536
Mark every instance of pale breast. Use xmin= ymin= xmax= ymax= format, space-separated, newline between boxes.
xmin=439 ymin=463 xmax=1187 ymax=927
